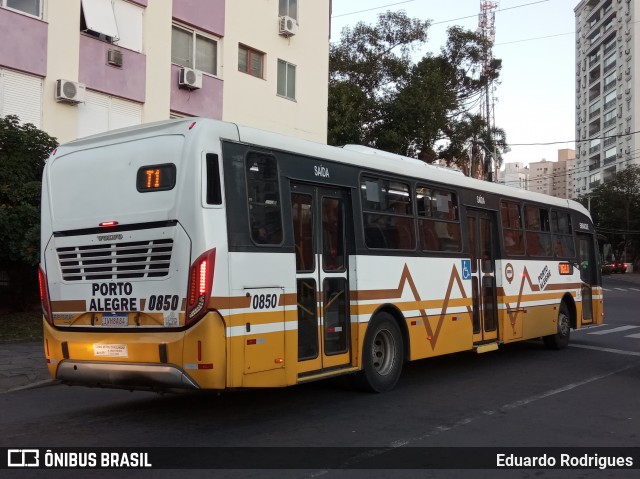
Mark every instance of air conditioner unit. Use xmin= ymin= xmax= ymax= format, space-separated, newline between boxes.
xmin=55 ymin=79 xmax=86 ymax=104
xmin=279 ymin=15 xmax=298 ymax=37
xmin=178 ymin=67 xmax=202 ymax=90
xmin=107 ymin=49 xmax=123 ymax=67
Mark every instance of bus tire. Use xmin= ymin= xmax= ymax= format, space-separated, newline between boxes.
xmin=352 ymin=313 xmax=404 ymax=393
xmin=543 ymin=302 xmax=571 ymax=350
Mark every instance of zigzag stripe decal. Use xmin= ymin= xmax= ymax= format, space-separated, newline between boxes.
xmin=364 ymin=263 xmax=472 ymax=350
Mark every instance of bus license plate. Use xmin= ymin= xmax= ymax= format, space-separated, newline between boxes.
xmin=101 ymin=313 xmax=128 ymax=327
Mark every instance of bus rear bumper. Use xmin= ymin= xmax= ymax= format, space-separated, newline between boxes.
xmin=56 ymin=360 xmax=199 ymax=392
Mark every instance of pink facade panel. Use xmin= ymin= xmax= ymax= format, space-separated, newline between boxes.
xmin=170 ymin=64 xmax=222 ymax=118
xmin=0 ymin=8 xmax=47 ymax=76
xmin=78 ymin=35 xmax=146 ymax=103
xmin=172 ymin=0 xmax=224 ymax=36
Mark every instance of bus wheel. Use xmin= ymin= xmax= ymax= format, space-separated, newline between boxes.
xmin=353 ymin=313 xmax=404 ymax=393
xmin=543 ymin=302 xmax=571 ymax=350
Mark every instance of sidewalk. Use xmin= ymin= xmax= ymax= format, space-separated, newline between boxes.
xmin=0 ymin=340 xmax=53 ymax=393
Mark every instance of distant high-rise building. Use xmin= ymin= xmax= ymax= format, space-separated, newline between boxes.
xmin=500 ymin=149 xmax=576 ymax=200
xmin=529 ymin=149 xmax=576 ymax=199
xmin=574 ymin=0 xmax=638 ymax=195
xmin=499 ymin=162 xmax=529 ymax=190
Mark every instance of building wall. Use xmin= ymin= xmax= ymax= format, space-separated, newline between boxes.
xmin=42 ymin=1 xmax=82 ymax=142
xmin=0 ymin=0 xmax=330 ymax=145
xmin=142 ymin=1 xmax=172 ymax=123
xmin=574 ymin=0 xmax=638 ymax=195
xmin=222 ymin=0 xmax=330 ymax=142
xmin=500 ymin=162 xmax=529 ymax=190
xmin=0 ymin=8 xmax=47 ymax=76
xmin=527 ymin=149 xmax=575 ymax=200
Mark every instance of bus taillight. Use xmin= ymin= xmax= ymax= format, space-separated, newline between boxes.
xmin=38 ymin=267 xmax=53 ymax=324
xmin=186 ymin=248 xmax=216 ymax=325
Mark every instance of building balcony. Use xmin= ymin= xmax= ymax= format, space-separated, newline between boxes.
xmin=589 ymin=161 xmax=601 ymax=171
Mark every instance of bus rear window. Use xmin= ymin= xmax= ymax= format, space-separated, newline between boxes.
xmin=136 ymin=164 xmax=176 ymax=192
xmin=246 ymin=153 xmax=283 ymax=245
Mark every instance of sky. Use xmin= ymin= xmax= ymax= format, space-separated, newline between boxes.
xmin=330 ymin=0 xmax=578 ymax=167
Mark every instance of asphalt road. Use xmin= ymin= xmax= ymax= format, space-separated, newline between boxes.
xmin=1 ymin=276 xmax=639 ymax=478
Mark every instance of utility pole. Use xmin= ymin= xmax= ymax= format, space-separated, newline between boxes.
xmin=478 ymin=1 xmax=498 ymax=181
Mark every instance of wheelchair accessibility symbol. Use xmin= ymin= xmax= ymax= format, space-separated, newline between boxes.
xmin=461 ymin=260 xmax=471 ymax=280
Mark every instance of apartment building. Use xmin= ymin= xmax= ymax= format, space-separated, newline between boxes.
xmin=499 ymin=162 xmax=529 ymax=190
xmin=528 ymin=149 xmax=577 ymax=199
xmin=0 ymin=0 xmax=330 ymax=144
xmin=574 ymin=0 xmax=639 ymax=195
xmin=500 ymin=149 xmax=576 ymax=200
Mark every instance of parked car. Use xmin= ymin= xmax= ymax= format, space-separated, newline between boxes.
xmin=611 ymin=261 xmax=627 ymax=274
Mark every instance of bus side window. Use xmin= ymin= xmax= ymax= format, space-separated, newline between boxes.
xmin=246 ymin=153 xmax=283 ymax=246
xmin=500 ymin=200 xmax=525 ymax=256
xmin=360 ymin=177 xmax=414 ymax=250
xmin=551 ymin=211 xmax=575 ymax=258
xmin=416 ymin=185 xmax=461 ymax=252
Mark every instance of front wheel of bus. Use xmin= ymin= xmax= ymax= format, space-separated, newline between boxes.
xmin=543 ymin=302 xmax=571 ymax=350
xmin=353 ymin=313 xmax=404 ymax=393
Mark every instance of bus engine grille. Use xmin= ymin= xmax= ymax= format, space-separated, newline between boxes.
xmin=57 ymin=239 xmax=173 ymax=281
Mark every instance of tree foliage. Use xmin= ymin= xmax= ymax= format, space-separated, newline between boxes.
xmin=580 ymin=165 xmax=640 ymax=262
xmin=0 ymin=115 xmax=58 ymax=308
xmin=328 ymin=11 xmax=506 ymax=174
xmin=329 ymin=11 xmax=430 ymax=147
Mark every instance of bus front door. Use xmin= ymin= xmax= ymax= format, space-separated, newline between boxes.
xmin=467 ymin=209 xmax=499 ymax=344
xmin=291 ymin=184 xmax=352 ymax=375
xmin=577 ymin=232 xmax=596 ymax=324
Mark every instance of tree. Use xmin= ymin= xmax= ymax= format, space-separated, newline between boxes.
xmin=0 ymin=115 xmax=58 ymax=309
xmin=328 ymin=12 xmax=506 ymax=174
xmin=438 ymin=113 xmax=508 ymax=179
xmin=581 ymin=165 xmax=640 ymax=263
xmin=328 ymin=11 xmax=430 ymax=147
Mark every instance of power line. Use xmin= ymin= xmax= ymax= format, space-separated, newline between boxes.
xmin=431 ymin=0 xmax=550 ymax=25
xmin=332 ymin=0 xmax=416 ymax=19
xmin=332 ymin=0 xmax=549 ymax=24
xmin=495 ymin=31 xmax=573 ymax=46
xmin=501 ymin=150 xmax=640 ymax=187
xmin=508 ymin=130 xmax=640 ymax=147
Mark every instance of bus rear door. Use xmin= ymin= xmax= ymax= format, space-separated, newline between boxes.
xmin=467 ymin=209 xmax=499 ymax=345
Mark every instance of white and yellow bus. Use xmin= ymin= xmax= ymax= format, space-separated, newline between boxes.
xmin=39 ymin=118 xmax=603 ymax=392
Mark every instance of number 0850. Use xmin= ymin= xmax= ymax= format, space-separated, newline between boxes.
xmin=147 ymin=294 xmax=179 ymax=311
xmin=252 ymin=294 xmax=278 ymax=310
